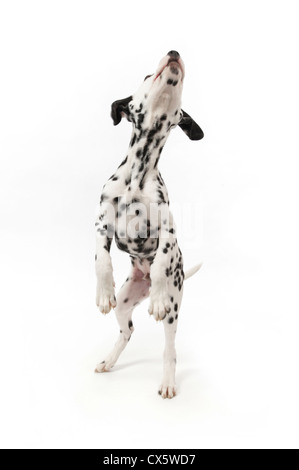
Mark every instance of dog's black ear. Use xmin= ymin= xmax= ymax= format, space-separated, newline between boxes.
xmin=178 ymin=109 xmax=204 ymax=140
xmin=111 ymin=96 xmax=133 ymax=125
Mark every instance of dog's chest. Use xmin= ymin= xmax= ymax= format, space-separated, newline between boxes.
xmin=103 ymin=167 xmax=168 ymax=260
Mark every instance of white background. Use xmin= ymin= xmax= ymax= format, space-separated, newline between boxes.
xmin=1 ymin=0 xmax=299 ymax=449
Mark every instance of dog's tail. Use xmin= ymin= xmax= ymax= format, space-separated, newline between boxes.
xmin=184 ymin=263 xmax=203 ymax=281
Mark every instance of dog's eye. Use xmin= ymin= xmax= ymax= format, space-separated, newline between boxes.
xmin=144 ymin=74 xmax=153 ymax=81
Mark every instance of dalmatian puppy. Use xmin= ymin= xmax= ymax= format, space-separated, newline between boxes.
xmin=95 ymin=51 xmax=204 ymax=398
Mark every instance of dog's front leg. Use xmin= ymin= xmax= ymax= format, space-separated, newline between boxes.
xmin=95 ymin=201 xmax=116 ymax=314
xmin=149 ymin=210 xmax=175 ymax=321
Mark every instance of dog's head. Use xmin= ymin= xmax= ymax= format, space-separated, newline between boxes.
xmin=111 ymin=51 xmax=204 ymax=141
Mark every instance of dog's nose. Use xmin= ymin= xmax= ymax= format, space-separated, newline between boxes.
xmin=167 ymin=50 xmax=180 ymax=59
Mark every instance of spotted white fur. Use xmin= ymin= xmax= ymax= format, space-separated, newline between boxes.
xmin=95 ymin=51 xmax=204 ymax=398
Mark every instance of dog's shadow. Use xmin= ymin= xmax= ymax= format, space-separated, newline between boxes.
xmin=113 ymin=361 xmax=198 ymax=387
xmin=176 ymin=368 xmax=199 ymax=383
xmin=112 ymin=358 xmax=154 ymax=372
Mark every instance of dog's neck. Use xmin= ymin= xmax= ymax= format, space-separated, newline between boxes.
xmin=125 ymin=116 xmax=172 ymax=190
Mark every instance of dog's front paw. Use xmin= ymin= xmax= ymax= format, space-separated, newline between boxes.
xmin=158 ymin=383 xmax=177 ymax=399
xmin=96 ymin=281 xmax=116 ymax=314
xmin=148 ymin=292 xmax=171 ymax=321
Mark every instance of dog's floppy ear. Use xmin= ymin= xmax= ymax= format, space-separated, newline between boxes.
xmin=178 ymin=109 xmax=204 ymax=140
xmin=111 ymin=96 xmax=133 ymax=126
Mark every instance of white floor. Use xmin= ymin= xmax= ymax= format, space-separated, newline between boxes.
xmin=1 ymin=231 xmax=298 ymax=449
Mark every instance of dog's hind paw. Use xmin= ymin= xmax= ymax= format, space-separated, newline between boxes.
xmin=158 ymin=384 xmax=177 ymax=399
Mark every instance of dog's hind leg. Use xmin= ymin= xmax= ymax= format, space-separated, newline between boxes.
xmin=95 ymin=267 xmax=150 ymax=372
xmin=158 ymin=276 xmax=184 ymax=399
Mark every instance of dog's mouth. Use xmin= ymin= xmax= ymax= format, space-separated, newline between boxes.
xmin=154 ymin=58 xmax=184 ymax=81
